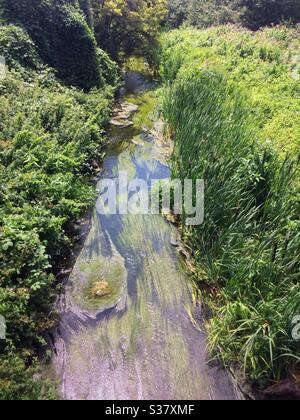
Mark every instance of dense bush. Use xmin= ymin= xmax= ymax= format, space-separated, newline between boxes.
xmin=0 ymin=37 xmax=117 ymax=399
xmin=2 ymin=0 xmax=103 ymax=90
xmin=241 ymin=0 xmax=300 ymax=30
xmin=166 ymin=0 xmax=300 ymax=30
xmin=0 ymin=0 xmax=120 ymax=398
xmin=92 ymin=0 xmax=168 ymax=63
xmin=166 ymin=0 xmax=189 ymax=29
xmin=186 ymin=0 xmax=241 ymax=28
xmin=161 ymin=26 xmax=300 ymax=387
xmin=0 ymin=355 xmax=56 ymax=400
xmin=97 ymin=48 xmax=120 ymax=88
xmin=0 ymin=25 xmax=42 ymax=71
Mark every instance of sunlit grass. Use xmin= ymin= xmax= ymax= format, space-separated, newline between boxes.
xmin=161 ymin=27 xmax=300 ymax=388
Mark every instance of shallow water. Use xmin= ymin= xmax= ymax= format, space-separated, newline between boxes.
xmin=53 ymin=71 xmax=240 ymax=400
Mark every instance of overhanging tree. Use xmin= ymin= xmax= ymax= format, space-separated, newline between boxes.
xmin=2 ymin=0 xmax=101 ymax=90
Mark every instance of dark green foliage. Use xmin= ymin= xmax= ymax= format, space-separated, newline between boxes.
xmin=0 ymin=69 xmax=115 ymax=398
xmin=241 ymin=0 xmax=300 ymax=29
xmin=2 ymin=0 xmax=101 ymax=90
xmin=187 ymin=0 xmax=241 ymax=28
xmin=166 ymin=0 xmax=300 ymax=29
xmin=0 ymin=25 xmax=42 ymax=71
xmin=166 ymin=0 xmax=189 ymax=28
xmin=0 ymin=0 xmax=120 ymax=398
xmin=97 ymin=48 xmax=120 ymax=88
xmin=0 ymin=36 xmax=117 ymax=399
xmin=92 ymin=0 xmax=167 ymax=62
xmin=79 ymin=0 xmax=94 ymax=28
xmin=0 ymin=355 xmax=57 ymax=400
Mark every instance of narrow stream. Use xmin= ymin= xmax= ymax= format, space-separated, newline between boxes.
xmin=52 ymin=69 xmax=240 ymax=400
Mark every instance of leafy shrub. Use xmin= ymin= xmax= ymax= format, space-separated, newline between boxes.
xmin=0 ymin=56 xmax=116 ymax=398
xmin=166 ymin=0 xmax=300 ymax=30
xmin=97 ymin=48 xmax=120 ymax=88
xmin=92 ymin=0 xmax=168 ymax=62
xmin=240 ymin=0 xmax=300 ymax=30
xmin=2 ymin=0 xmax=102 ymax=90
xmin=166 ymin=0 xmax=189 ymax=28
xmin=186 ymin=0 xmax=241 ymax=28
xmin=0 ymin=354 xmax=57 ymax=400
xmin=0 ymin=25 xmax=41 ymax=70
xmin=0 ymin=0 xmax=120 ymax=400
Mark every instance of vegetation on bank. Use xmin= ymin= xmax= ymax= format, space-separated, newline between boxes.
xmin=1 ymin=0 xmax=300 ymax=400
xmin=0 ymin=0 xmax=119 ymax=91
xmin=0 ymin=4 xmax=119 ymax=399
xmin=162 ymin=25 xmax=300 ymax=157
xmin=91 ymin=0 xmax=168 ymax=65
xmin=166 ymin=0 xmax=300 ymax=30
xmin=161 ymin=26 xmax=300 ymax=388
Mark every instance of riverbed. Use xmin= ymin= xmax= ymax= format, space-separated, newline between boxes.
xmin=52 ymin=68 xmax=241 ymax=400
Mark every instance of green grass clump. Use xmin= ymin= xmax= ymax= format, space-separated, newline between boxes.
xmin=161 ymin=25 xmax=300 ymax=157
xmin=161 ymin=26 xmax=300 ymax=388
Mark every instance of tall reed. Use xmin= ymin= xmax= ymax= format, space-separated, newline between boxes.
xmin=162 ymin=34 xmax=300 ymax=387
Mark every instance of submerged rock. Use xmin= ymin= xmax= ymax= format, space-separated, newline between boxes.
xmin=110 ymin=118 xmax=133 ymax=128
xmin=110 ymin=102 xmax=139 ymax=129
xmin=170 ymin=233 xmax=181 ymax=247
xmin=63 ymin=229 xmax=128 ymax=319
xmin=122 ymin=102 xmax=139 ymax=113
xmin=90 ymin=281 xmax=111 ymax=298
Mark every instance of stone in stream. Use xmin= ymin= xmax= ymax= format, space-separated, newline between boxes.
xmin=170 ymin=233 xmax=181 ymax=247
xmin=64 ymin=247 xmax=128 ymax=319
xmin=90 ymin=280 xmax=111 ymax=298
xmin=109 ymin=102 xmax=139 ymax=129
xmin=122 ymin=102 xmax=139 ymax=113
xmin=109 ymin=119 xmax=134 ymax=128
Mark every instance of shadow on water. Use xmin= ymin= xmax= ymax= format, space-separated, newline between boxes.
xmin=52 ymin=65 xmax=242 ymax=400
